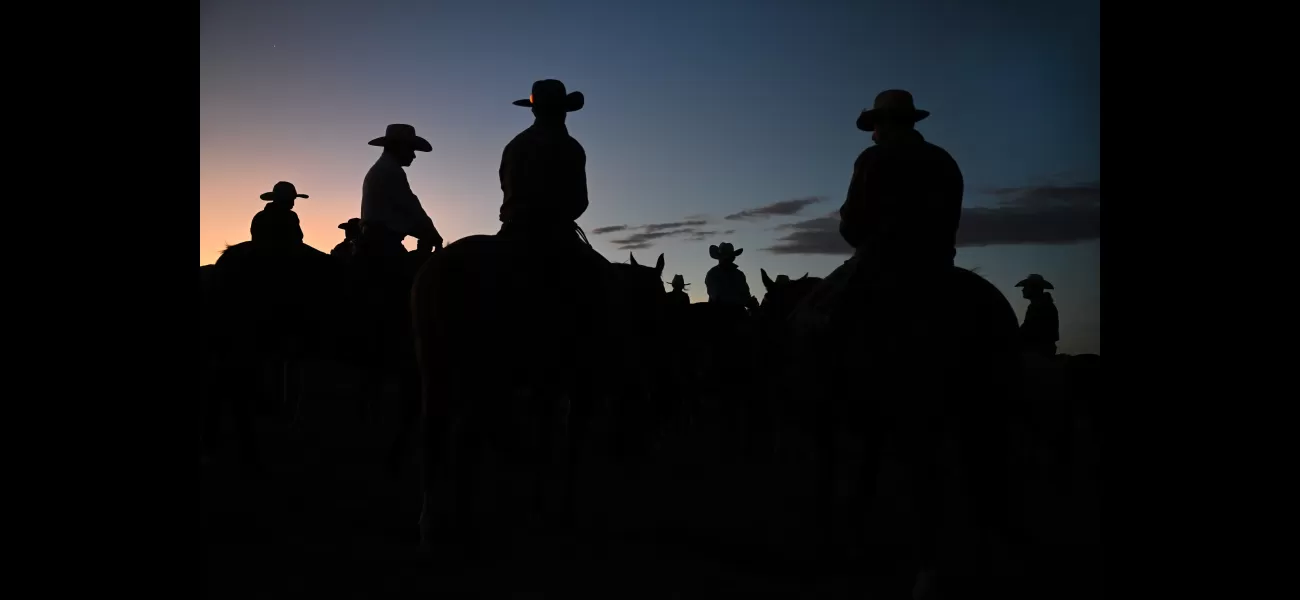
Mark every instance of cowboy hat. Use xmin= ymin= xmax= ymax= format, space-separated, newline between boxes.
xmin=1015 ymin=274 xmax=1054 ymax=289
xmin=259 ymin=181 xmax=309 ymax=202
xmin=338 ymin=218 xmax=362 ymax=231
xmin=670 ymin=274 xmax=690 ymax=288
xmin=709 ymin=242 xmax=743 ymax=260
xmin=856 ymin=89 xmax=930 ymax=132
xmin=368 ymin=124 xmax=432 ymax=152
xmin=512 ymin=79 xmax=585 ymax=113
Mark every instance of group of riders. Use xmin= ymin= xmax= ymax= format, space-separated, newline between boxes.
xmin=242 ymin=79 xmax=1060 ymax=357
xmin=205 ymin=79 xmax=1094 ymax=596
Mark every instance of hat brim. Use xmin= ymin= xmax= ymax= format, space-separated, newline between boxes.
xmin=368 ymin=136 xmax=433 ymax=152
xmin=260 ymin=192 xmax=309 ymax=201
xmin=512 ymin=91 xmax=585 ymax=112
xmin=856 ymin=108 xmax=930 ymax=132
xmin=1016 ymin=279 xmax=1054 ymax=289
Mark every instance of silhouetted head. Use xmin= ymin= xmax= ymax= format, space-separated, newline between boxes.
xmin=618 ymin=253 xmax=668 ymax=304
xmin=369 ymin=124 xmax=431 ymax=167
xmin=670 ymin=274 xmax=689 ymax=292
xmin=338 ymin=218 xmax=363 ymax=241
xmin=1016 ymin=274 xmax=1054 ymax=299
xmin=709 ymin=242 xmax=743 ymax=265
xmin=856 ymin=90 xmax=929 ymax=144
xmin=260 ymin=181 xmax=308 ymax=210
xmin=513 ymin=79 xmax=584 ymax=122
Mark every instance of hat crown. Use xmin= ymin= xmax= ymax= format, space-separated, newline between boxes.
xmin=530 ymin=79 xmax=568 ymax=101
xmin=384 ymin=124 xmax=417 ymax=138
xmin=272 ymin=181 xmax=297 ymax=196
xmin=872 ymin=89 xmax=917 ymax=112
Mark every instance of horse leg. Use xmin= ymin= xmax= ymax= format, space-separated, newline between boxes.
xmin=228 ymin=362 xmax=263 ymax=475
xmin=283 ymin=359 xmax=306 ymax=429
xmin=386 ymin=362 xmax=422 ymax=476
xmin=201 ymin=360 xmax=224 ymax=460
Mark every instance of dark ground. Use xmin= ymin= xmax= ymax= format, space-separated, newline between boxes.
xmin=201 ymin=359 xmax=1101 ymax=598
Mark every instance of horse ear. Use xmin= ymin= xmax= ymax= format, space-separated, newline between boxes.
xmin=761 ymin=268 xmax=773 ymax=289
xmin=655 ymin=253 xmax=665 ymax=275
xmin=629 ymin=253 xmax=639 ymax=266
xmin=801 ymin=272 xmax=809 ymax=280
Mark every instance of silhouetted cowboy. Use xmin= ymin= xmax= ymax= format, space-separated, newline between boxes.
xmin=705 ymin=243 xmax=752 ymax=309
xmin=666 ymin=274 xmax=691 ymax=308
xmin=358 ymin=124 xmax=444 ymax=257
xmin=1017 ymin=274 xmax=1059 ymax=357
xmin=332 ymin=218 xmax=362 ymax=258
xmin=840 ymin=90 xmax=963 ymax=283
xmin=250 ymin=181 xmax=307 ymax=245
xmin=498 ymin=79 xmax=590 ymax=247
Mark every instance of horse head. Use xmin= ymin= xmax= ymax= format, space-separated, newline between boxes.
xmin=758 ymin=269 xmax=821 ymax=322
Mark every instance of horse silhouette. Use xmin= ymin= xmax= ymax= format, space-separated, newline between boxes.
xmin=786 ymin=263 xmax=1023 ymax=581
xmin=410 ymin=233 xmax=662 ymax=548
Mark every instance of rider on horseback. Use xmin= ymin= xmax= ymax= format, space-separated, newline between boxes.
xmin=498 ymin=79 xmax=596 ymax=254
xmin=359 ymin=124 xmax=444 ymax=257
xmin=704 ymin=242 xmax=754 ymax=313
xmin=332 ymin=218 xmax=362 ymax=258
xmin=666 ymin=274 xmax=691 ymax=308
xmin=840 ymin=89 xmax=964 ymax=288
xmin=250 ymin=181 xmax=308 ymax=245
xmin=1016 ymin=274 xmax=1059 ymax=358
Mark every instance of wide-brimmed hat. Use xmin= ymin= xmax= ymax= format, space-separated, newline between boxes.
xmin=709 ymin=242 xmax=743 ymax=260
xmin=670 ymin=274 xmax=690 ymax=288
xmin=512 ymin=79 xmax=585 ymax=113
xmin=1016 ymin=274 xmax=1054 ymax=290
xmin=368 ymin=124 xmax=432 ymax=152
xmin=338 ymin=218 xmax=362 ymax=231
xmin=259 ymin=181 xmax=309 ymax=202
xmin=856 ymin=89 xmax=930 ymax=132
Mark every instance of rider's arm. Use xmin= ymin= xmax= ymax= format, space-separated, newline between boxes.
xmin=391 ymin=169 xmax=442 ymax=244
xmin=838 ymin=148 xmax=882 ymax=249
xmin=563 ymin=140 xmax=589 ymax=222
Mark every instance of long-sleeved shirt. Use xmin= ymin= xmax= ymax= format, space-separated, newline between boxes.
xmin=705 ymin=263 xmax=751 ymax=307
xmin=1021 ymin=293 xmax=1060 ymax=344
xmin=839 ymin=130 xmax=964 ymax=272
xmin=361 ymin=154 xmax=439 ymax=240
xmin=250 ymin=202 xmax=304 ymax=244
xmin=499 ymin=121 xmax=589 ymax=224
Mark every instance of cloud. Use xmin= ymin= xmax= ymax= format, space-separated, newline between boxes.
xmin=725 ymin=196 xmax=826 ymax=221
xmin=765 ymin=215 xmax=852 ymax=255
xmin=610 ymin=228 xmax=698 ymax=250
xmin=595 ymin=218 xmax=722 ymax=250
xmin=763 ymin=181 xmax=1100 ymax=255
xmin=644 ymin=220 xmax=708 ymax=232
xmin=961 ymin=181 xmax=1100 ymax=247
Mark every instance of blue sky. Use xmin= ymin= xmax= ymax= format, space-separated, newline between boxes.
xmin=200 ymin=0 xmax=1100 ymax=354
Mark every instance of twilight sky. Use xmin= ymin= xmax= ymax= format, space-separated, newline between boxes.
xmin=200 ymin=0 xmax=1100 ymax=354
